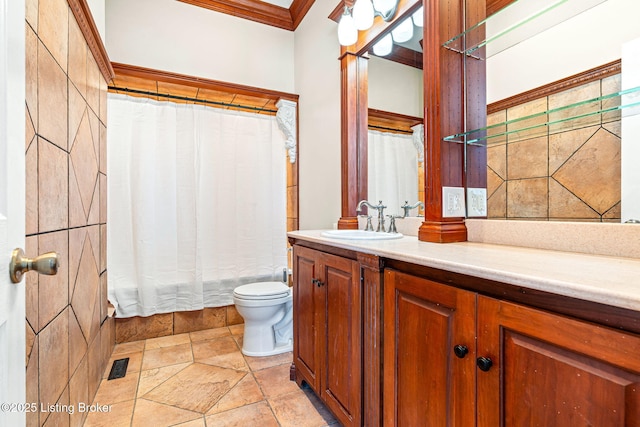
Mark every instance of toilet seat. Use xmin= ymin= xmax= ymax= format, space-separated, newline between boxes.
xmin=233 ymin=281 xmax=290 ymax=300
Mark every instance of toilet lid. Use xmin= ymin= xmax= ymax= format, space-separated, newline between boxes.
xmin=233 ymin=282 xmax=290 ymax=300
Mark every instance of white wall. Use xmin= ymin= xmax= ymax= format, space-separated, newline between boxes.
xmin=293 ymin=0 xmax=342 ymax=229
xmin=368 ymin=55 xmax=423 ymax=117
xmin=105 ymin=0 xmax=295 ymax=93
xmin=487 ymin=0 xmax=640 ymax=103
xmin=621 ymin=37 xmax=640 ymax=222
xmin=86 ymin=0 xmax=106 ymax=41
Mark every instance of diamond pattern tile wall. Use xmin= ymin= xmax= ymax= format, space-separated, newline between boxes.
xmin=488 ymin=74 xmax=622 ymax=222
xmin=70 ymin=111 xmax=99 ymax=219
xmin=24 ymin=0 xmax=113 ymax=425
xmin=553 ymin=127 xmax=621 ymax=215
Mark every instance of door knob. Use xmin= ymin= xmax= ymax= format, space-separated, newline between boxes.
xmin=9 ymin=248 xmax=59 ymax=283
xmin=476 ymin=356 xmax=493 ymax=372
xmin=453 ymin=344 xmax=469 ymax=359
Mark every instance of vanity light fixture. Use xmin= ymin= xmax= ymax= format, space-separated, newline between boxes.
xmin=353 ymin=0 xmax=374 ymax=30
xmin=372 ymin=33 xmax=393 ymax=56
xmin=338 ymin=0 xmax=401 ymax=46
xmin=412 ymin=6 xmax=423 ymax=27
xmin=338 ymin=6 xmax=358 ymax=46
xmin=391 ymin=16 xmax=413 ymax=43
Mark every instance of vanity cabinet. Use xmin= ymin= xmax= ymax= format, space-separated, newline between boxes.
xmin=292 ymin=245 xmax=362 ymax=427
xmin=384 ymin=269 xmax=640 ymax=427
xmin=477 ymin=296 xmax=640 ymax=426
xmin=382 ymin=269 xmax=476 ymax=426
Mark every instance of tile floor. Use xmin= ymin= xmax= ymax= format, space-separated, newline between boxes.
xmin=83 ymin=325 xmax=339 ymax=427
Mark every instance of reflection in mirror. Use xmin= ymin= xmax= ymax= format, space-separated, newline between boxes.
xmin=367 ymin=126 xmax=421 ymax=216
xmin=468 ymin=0 xmax=640 ymax=223
xmin=367 ymin=42 xmax=423 ymax=216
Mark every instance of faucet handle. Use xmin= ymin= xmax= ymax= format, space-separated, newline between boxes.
xmin=386 ymin=215 xmax=402 ymax=234
xmin=358 ymin=214 xmax=374 ymax=231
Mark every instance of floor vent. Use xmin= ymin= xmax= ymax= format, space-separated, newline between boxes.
xmin=107 ymin=358 xmax=129 ymax=380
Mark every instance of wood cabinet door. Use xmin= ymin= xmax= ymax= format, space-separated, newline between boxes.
xmin=292 ymin=245 xmax=322 ymax=391
xmin=477 ymin=296 xmax=640 ymax=427
xmin=383 ymin=270 xmax=476 ymax=427
xmin=320 ymin=252 xmax=362 ymax=427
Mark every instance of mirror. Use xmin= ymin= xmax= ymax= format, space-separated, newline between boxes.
xmin=338 ymin=1 xmax=425 ymax=217
xmin=460 ymin=0 xmax=639 ymax=223
xmin=367 ymin=54 xmax=424 ymax=216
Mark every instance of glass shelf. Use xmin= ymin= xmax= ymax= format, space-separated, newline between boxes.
xmin=442 ymin=0 xmax=608 ymax=59
xmin=443 ymin=86 xmax=640 ymax=146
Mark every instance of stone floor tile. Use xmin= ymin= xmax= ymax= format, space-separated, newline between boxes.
xmin=137 ymin=362 xmax=191 ymax=396
xmin=93 ymin=371 xmax=140 ymax=405
xmin=192 ymin=336 xmax=248 ymax=371
xmin=83 ymin=399 xmax=134 ymax=427
xmin=141 ymin=363 xmax=246 ymax=413
xmin=204 ymin=401 xmax=278 ymax=427
xmin=141 ymin=343 xmax=193 ymax=371
xmin=253 ymin=363 xmax=300 ymax=399
xmin=144 ymin=333 xmax=191 ymax=350
xmin=269 ymin=388 xmax=339 ymax=427
xmin=244 ymin=350 xmax=292 ymax=372
xmin=206 ymin=373 xmax=265 ymax=415
xmin=130 ymin=399 xmax=201 ymax=427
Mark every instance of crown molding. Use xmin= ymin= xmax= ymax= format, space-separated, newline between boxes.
xmin=487 ymin=60 xmax=621 ymax=114
xmin=67 ymin=0 xmax=114 ymax=82
xmin=177 ymin=0 xmax=315 ymax=30
xmin=368 ymin=108 xmax=422 ymax=133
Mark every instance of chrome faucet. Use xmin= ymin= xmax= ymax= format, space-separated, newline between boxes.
xmin=401 ymin=200 xmax=424 ymax=218
xmin=356 ymin=200 xmax=387 ymax=232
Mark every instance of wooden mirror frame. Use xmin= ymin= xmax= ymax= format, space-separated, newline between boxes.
xmin=335 ymin=0 xmax=487 ymax=243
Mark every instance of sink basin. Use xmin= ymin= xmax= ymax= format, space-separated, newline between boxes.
xmin=320 ymin=230 xmax=403 ymax=240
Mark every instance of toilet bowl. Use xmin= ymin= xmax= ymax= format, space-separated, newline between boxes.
xmin=232 ymin=281 xmax=293 ymax=357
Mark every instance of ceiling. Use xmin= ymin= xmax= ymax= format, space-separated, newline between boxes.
xmin=261 ymin=0 xmax=294 ymax=7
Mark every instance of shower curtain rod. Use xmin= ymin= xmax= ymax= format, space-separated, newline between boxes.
xmin=368 ymin=124 xmax=414 ymax=134
xmin=108 ymin=86 xmax=279 ymax=114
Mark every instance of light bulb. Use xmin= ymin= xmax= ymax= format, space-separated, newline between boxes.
xmin=391 ymin=17 xmax=413 ymax=43
xmin=372 ymin=33 xmax=393 ymax=56
xmin=412 ymin=6 xmax=424 ymax=27
xmin=338 ymin=8 xmax=357 ymax=46
xmin=352 ymin=0 xmax=374 ymax=31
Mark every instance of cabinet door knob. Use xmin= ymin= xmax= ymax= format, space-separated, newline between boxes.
xmin=476 ymin=356 xmax=493 ymax=372
xmin=453 ymin=344 xmax=469 ymax=359
xmin=317 ymin=281 xmax=325 ymax=287
xmin=311 ymin=278 xmax=318 ymax=285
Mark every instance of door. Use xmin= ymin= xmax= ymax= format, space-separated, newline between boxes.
xmin=478 ymin=296 xmax=640 ymax=426
xmin=321 ymin=253 xmax=361 ymax=427
xmin=0 ymin=0 xmax=26 ymax=425
xmin=292 ymin=246 xmax=321 ymax=390
xmin=383 ymin=270 xmax=476 ymax=427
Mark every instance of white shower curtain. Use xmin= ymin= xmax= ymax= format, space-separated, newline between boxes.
xmin=107 ymin=94 xmax=287 ymax=317
xmin=368 ymin=130 xmax=420 ymax=216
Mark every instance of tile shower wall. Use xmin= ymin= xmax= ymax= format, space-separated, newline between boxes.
xmin=487 ymin=75 xmax=621 ymax=222
xmin=24 ymin=0 xmax=113 ymax=425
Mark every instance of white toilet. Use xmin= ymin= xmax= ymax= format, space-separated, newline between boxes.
xmin=232 ymin=281 xmax=293 ymax=357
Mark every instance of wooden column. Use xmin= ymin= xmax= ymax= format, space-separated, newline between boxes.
xmin=358 ymin=252 xmax=384 ymax=427
xmin=465 ymin=0 xmax=488 ymax=205
xmin=338 ymin=52 xmax=369 ymax=229
xmin=418 ymin=0 xmax=486 ymax=243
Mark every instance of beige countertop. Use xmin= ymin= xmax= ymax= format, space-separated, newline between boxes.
xmin=288 ymin=229 xmax=640 ymax=312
